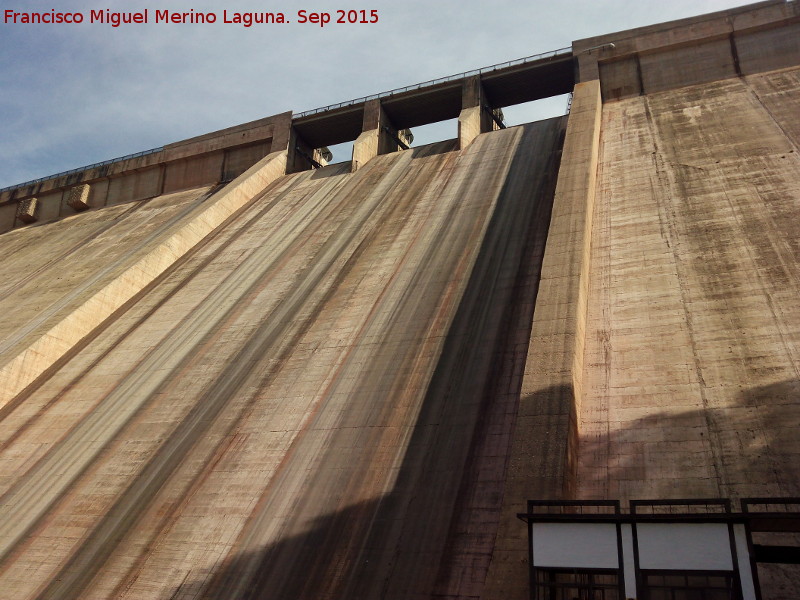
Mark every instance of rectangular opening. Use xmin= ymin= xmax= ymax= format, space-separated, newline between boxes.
xmin=403 ymin=118 xmax=458 ymax=149
xmin=534 ymin=567 xmax=621 ymax=600
xmin=325 ymin=140 xmax=355 ymax=165
xmin=641 ymin=570 xmax=735 ymax=600
xmin=500 ymin=93 xmax=572 ymax=127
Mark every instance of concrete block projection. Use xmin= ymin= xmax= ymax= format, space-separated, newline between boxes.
xmin=0 ymin=1 xmax=797 ymax=599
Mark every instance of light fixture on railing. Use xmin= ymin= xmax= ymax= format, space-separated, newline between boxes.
xmin=579 ymin=42 xmax=616 ymax=54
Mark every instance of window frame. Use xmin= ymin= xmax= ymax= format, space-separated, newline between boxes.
xmin=639 ymin=568 xmax=740 ymax=600
xmin=532 ymin=565 xmax=623 ymax=600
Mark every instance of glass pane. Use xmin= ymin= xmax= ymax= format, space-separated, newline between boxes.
xmin=534 ymin=568 xmax=619 ymax=600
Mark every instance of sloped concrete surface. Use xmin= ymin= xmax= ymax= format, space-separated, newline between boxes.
xmin=0 ymin=120 xmax=564 ymax=599
xmin=0 ymin=185 xmax=217 ymax=405
xmin=0 ymin=149 xmax=288 ymax=409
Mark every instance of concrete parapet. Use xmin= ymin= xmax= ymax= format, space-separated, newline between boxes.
xmin=483 ymin=79 xmax=602 ymax=600
xmin=574 ymin=0 xmax=800 ymax=100
xmin=162 ymin=114 xmax=278 ymax=163
xmin=0 ymin=149 xmax=288 ymax=409
xmin=0 ymin=112 xmax=293 ymax=231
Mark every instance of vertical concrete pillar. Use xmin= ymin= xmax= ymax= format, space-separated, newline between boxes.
xmin=576 ymin=52 xmax=601 ymax=83
xmin=351 ymin=99 xmax=404 ymax=172
xmin=458 ymin=75 xmax=494 ymax=150
xmin=270 ymin=111 xmax=294 ymax=154
xmin=271 ymin=111 xmax=319 ymax=174
xmin=483 ymin=79 xmax=603 ymax=600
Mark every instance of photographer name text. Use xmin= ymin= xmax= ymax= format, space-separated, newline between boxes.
xmin=3 ymin=8 xmax=380 ymax=28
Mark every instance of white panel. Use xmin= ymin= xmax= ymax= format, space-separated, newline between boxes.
xmin=532 ymin=523 xmax=619 ymax=569
xmin=734 ymin=524 xmax=758 ymax=600
xmin=637 ymin=523 xmax=733 ymax=570
xmin=621 ymin=524 xmax=637 ymax=599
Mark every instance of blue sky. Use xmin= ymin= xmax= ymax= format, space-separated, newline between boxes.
xmin=0 ymin=0 xmax=755 ymax=188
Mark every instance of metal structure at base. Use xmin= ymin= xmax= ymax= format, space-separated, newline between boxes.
xmin=518 ymin=499 xmax=800 ymax=600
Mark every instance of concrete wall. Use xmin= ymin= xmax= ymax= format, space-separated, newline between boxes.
xmin=0 ymin=4 xmax=797 ymax=599
xmin=579 ymin=63 xmax=800 ymax=550
xmin=738 ymin=21 xmax=800 ymax=75
xmin=483 ymin=80 xmax=600 ymax=600
xmin=0 ymin=202 xmax=16 ymax=231
xmin=163 ymin=152 xmax=224 ymax=193
xmin=0 ymin=114 xmax=289 ymax=234
xmin=0 ymin=125 xmax=567 ymax=600
xmin=576 ymin=0 xmax=800 ymax=101
xmin=598 ymin=56 xmax=642 ymax=102
xmin=0 ymin=149 xmax=287 ymax=409
xmin=223 ymin=141 xmax=272 ymax=181
xmin=105 ymin=166 xmax=163 ymax=206
xmin=639 ymin=37 xmax=738 ymax=94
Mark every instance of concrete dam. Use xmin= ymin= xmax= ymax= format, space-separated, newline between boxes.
xmin=0 ymin=1 xmax=798 ymax=599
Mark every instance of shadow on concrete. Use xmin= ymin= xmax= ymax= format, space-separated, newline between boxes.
xmin=195 ymin=498 xmax=388 ymax=600
xmin=575 ymin=378 xmax=800 ymax=500
xmin=574 ymin=378 xmax=800 ymax=600
xmin=150 ymin=119 xmax=566 ymax=600
xmin=308 ymin=161 xmax=352 ymax=180
xmin=163 ymin=377 xmax=799 ymax=599
xmin=409 ymin=138 xmax=458 ymax=158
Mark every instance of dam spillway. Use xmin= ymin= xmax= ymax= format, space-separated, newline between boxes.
xmin=0 ymin=121 xmax=566 ymax=599
xmin=0 ymin=1 xmax=799 ymax=599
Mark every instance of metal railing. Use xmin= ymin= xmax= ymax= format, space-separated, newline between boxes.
xmin=295 ymin=46 xmax=573 ymax=119
xmin=0 ymin=146 xmax=164 ymax=194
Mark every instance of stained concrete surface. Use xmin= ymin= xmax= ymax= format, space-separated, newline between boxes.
xmin=0 ymin=147 xmax=287 ymax=410
xmin=579 ymin=66 xmax=800 ymax=597
xmin=0 ymin=119 xmax=564 ymax=599
xmin=580 ymin=66 xmax=800 ymax=501
xmin=482 ymin=79 xmax=601 ymax=600
xmin=1 ymin=31 xmax=798 ymax=598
